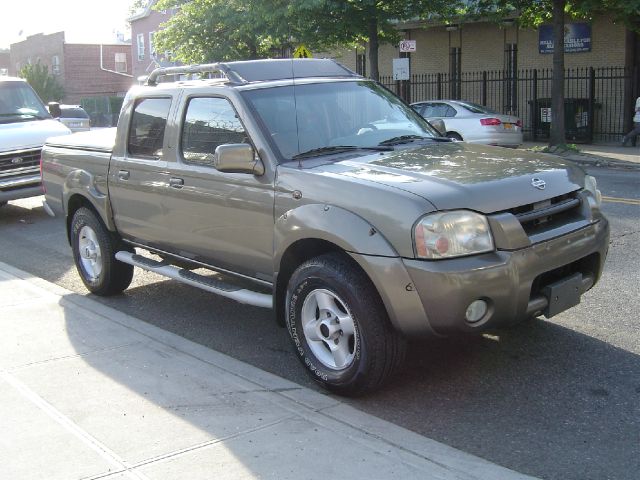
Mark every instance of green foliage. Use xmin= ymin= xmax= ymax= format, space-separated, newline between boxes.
xmin=152 ymin=0 xmax=461 ymax=80
xmin=465 ymin=0 xmax=640 ymax=30
xmin=18 ymin=61 xmax=64 ymax=103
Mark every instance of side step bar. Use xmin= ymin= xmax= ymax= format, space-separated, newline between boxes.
xmin=115 ymin=251 xmax=272 ymax=309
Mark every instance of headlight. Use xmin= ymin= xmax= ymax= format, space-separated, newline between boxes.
xmin=414 ymin=210 xmax=494 ymax=259
xmin=584 ymin=175 xmax=602 ymax=207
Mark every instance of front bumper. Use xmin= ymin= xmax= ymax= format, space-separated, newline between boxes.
xmin=402 ymin=218 xmax=609 ymax=335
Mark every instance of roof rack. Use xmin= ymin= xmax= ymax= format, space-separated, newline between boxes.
xmin=146 ymin=63 xmax=245 ymax=86
xmin=146 ymin=59 xmax=360 ymax=86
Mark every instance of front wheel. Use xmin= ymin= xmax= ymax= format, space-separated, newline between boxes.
xmin=285 ymin=253 xmax=406 ymax=396
xmin=71 ymin=207 xmax=133 ymax=296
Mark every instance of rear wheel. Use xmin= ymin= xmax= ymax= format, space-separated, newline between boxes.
xmin=70 ymin=207 xmax=133 ymax=295
xmin=446 ymin=132 xmax=463 ymax=141
xmin=285 ymin=253 xmax=406 ymax=396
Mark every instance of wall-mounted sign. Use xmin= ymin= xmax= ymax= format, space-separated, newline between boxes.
xmin=393 ymin=58 xmax=410 ymax=80
xmin=399 ymin=40 xmax=416 ymax=53
xmin=539 ymin=23 xmax=591 ymax=54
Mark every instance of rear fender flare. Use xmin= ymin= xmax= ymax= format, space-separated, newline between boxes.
xmin=63 ymin=169 xmax=116 ymax=231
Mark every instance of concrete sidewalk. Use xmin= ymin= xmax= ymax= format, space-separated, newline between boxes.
xmin=522 ymin=142 xmax=639 ymax=169
xmin=0 ymin=262 xmax=536 ymax=480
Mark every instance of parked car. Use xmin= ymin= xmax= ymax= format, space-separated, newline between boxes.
xmin=411 ymin=100 xmax=523 ymax=147
xmin=57 ymin=105 xmax=91 ymax=132
xmin=42 ymin=59 xmax=608 ymax=395
xmin=0 ymin=76 xmax=70 ymax=208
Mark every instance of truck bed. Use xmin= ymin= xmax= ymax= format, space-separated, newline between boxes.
xmin=45 ymin=127 xmax=117 ymax=153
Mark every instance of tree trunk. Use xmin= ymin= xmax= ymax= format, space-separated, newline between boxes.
xmin=550 ymin=0 xmax=566 ymax=146
xmin=368 ymin=17 xmax=379 ymax=81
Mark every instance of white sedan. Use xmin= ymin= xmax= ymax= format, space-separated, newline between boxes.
xmin=411 ymin=100 xmax=523 ymax=147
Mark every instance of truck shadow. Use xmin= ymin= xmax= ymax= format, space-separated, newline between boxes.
xmin=60 ymin=278 xmax=640 ymax=480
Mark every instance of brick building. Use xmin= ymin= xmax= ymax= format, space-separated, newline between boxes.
xmin=128 ymin=1 xmax=179 ymax=82
xmin=9 ymin=32 xmax=133 ymax=105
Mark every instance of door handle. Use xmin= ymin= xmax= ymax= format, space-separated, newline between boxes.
xmin=117 ymin=170 xmax=130 ymax=181
xmin=169 ymin=177 xmax=184 ymax=189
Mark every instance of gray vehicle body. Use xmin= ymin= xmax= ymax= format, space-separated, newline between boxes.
xmin=41 ymin=60 xmax=609 ymax=337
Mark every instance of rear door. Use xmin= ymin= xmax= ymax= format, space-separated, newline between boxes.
xmin=108 ymin=96 xmax=173 ymax=245
xmin=161 ymin=95 xmax=275 ymax=279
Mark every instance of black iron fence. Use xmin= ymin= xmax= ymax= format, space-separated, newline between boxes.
xmin=380 ymin=67 xmax=639 ymax=143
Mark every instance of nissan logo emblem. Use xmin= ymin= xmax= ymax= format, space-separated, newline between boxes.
xmin=11 ymin=157 xmax=24 ymax=165
xmin=531 ymin=178 xmax=546 ymax=190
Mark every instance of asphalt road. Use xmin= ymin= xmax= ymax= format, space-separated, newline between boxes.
xmin=0 ymin=166 xmax=638 ymax=480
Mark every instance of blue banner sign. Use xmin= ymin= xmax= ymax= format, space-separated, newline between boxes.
xmin=539 ymin=23 xmax=592 ymax=54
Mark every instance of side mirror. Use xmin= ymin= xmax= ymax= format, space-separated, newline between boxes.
xmin=427 ymin=119 xmax=446 ymax=137
xmin=214 ymin=143 xmax=264 ymax=176
xmin=48 ymin=102 xmax=61 ymax=118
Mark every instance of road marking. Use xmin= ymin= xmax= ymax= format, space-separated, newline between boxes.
xmin=602 ymin=196 xmax=640 ymax=205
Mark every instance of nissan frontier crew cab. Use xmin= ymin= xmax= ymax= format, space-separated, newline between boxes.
xmin=41 ymin=59 xmax=609 ymax=396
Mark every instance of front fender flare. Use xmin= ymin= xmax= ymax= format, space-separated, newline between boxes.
xmin=274 ymin=204 xmax=434 ymax=336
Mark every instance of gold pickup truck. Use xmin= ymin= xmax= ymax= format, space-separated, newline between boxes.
xmin=41 ymin=59 xmax=609 ymax=395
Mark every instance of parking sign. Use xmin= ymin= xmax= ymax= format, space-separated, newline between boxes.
xmin=399 ymin=40 xmax=416 ymax=53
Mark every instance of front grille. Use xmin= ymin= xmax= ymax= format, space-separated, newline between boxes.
xmin=0 ymin=149 xmax=41 ymax=174
xmin=508 ymin=191 xmax=583 ymax=237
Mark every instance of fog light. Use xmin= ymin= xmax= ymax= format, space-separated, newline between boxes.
xmin=465 ymin=300 xmax=488 ymax=323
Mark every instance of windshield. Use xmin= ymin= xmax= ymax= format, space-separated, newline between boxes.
xmin=0 ymin=81 xmax=50 ymax=123
xmin=242 ymin=81 xmax=438 ymax=161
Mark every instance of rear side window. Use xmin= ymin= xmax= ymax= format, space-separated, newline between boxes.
xmin=128 ymin=97 xmax=172 ymax=158
xmin=180 ymin=97 xmax=246 ymax=167
xmin=60 ymin=107 xmax=89 ymax=119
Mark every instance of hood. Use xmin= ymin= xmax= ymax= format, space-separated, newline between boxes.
xmin=320 ymin=142 xmax=585 ymax=213
xmin=0 ymin=119 xmax=71 ymax=153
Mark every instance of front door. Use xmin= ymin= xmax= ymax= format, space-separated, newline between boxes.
xmin=161 ymin=96 xmax=275 ymax=280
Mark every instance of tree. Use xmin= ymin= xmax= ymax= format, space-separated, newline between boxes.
xmin=153 ymin=0 xmax=307 ymax=63
xmin=152 ymin=1 xmax=459 ymax=80
xmin=467 ymin=0 xmax=640 ymax=146
xmin=18 ymin=61 xmax=64 ymax=103
xmin=293 ymin=0 xmax=459 ymax=81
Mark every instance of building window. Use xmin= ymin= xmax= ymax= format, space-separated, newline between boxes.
xmin=137 ymin=33 xmax=145 ymax=61
xmin=115 ymin=53 xmax=127 ymax=73
xmin=449 ymin=47 xmax=461 ymax=100
xmin=52 ymin=55 xmax=60 ymax=75
xmin=149 ymin=31 xmax=155 ymax=57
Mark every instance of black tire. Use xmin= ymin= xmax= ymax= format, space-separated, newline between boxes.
xmin=446 ymin=132 xmax=463 ymax=141
xmin=285 ymin=253 xmax=406 ymax=396
xmin=70 ymin=207 xmax=133 ymax=296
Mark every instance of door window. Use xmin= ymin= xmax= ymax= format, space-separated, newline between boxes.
xmin=180 ymin=97 xmax=247 ymax=167
xmin=127 ymin=97 xmax=172 ymax=158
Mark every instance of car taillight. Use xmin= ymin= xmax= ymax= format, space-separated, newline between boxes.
xmin=516 ymin=119 xmax=523 ymax=128
xmin=480 ymin=118 xmax=502 ymax=126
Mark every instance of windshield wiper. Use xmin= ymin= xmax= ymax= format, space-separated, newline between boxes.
xmin=292 ymin=145 xmax=392 ymax=160
xmin=378 ymin=135 xmax=429 ymax=146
